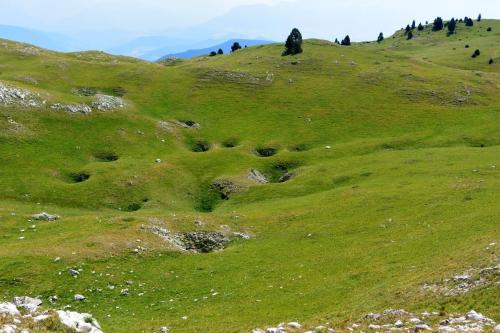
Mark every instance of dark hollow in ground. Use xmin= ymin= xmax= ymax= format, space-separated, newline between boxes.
xmin=94 ymin=151 xmax=119 ymax=162
xmin=69 ymin=172 xmax=91 ymax=183
xmin=191 ymin=140 xmax=211 ymax=152
xmin=256 ymin=147 xmax=277 ymax=157
xmin=222 ymin=138 xmax=239 ymax=148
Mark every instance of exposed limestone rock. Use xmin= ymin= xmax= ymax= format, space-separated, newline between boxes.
xmin=0 ymin=81 xmax=44 ymax=108
xmin=31 ymin=212 xmax=60 ymax=221
xmin=50 ymin=103 xmax=92 ymax=114
xmin=248 ymin=169 xmax=269 ymax=184
xmin=92 ymin=94 xmax=125 ymax=111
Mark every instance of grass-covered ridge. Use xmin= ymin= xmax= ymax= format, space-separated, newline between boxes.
xmin=0 ymin=19 xmax=499 ymax=332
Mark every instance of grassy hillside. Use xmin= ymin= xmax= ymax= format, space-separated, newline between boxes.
xmin=0 ymin=19 xmax=499 ymax=332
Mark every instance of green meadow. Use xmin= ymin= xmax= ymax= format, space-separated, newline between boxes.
xmin=0 ymin=19 xmax=499 ymax=332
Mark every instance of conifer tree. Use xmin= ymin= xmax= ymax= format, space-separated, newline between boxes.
xmin=231 ymin=42 xmax=242 ymax=52
xmin=377 ymin=32 xmax=384 ymax=43
xmin=448 ymin=18 xmax=457 ymax=35
xmin=341 ymin=35 xmax=351 ymax=46
xmin=433 ymin=17 xmax=444 ymax=31
xmin=282 ymin=28 xmax=303 ymax=56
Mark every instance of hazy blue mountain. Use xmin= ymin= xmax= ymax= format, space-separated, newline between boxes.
xmin=158 ymin=39 xmax=275 ymax=60
xmin=105 ymin=36 xmax=224 ymax=61
xmin=0 ymin=25 xmax=77 ymax=51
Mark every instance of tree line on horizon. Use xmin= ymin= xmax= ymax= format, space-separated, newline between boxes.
xmin=206 ymin=12 xmax=491 ymax=63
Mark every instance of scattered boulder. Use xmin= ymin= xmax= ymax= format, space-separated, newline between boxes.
xmin=147 ymin=224 xmax=234 ymax=253
xmin=0 ymin=81 xmax=44 ymax=108
xmin=57 ymin=310 xmax=103 ymax=333
xmin=72 ymin=87 xmax=97 ymax=96
xmin=278 ymin=172 xmax=294 ymax=183
xmin=248 ymin=169 xmax=269 ymax=184
xmin=12 ymin=296 xmax=42 ymax=313
xmin=0 ymin=302 xmax=20 ymax=316
xmin=50 ymin=103 xmax=92 ymax=114
xmin=179 ymin=120 xmax=200 ymax=129
xmin=253 ymin=308 xmax=497 ymax=333
xmin=31 ymin=212 xmax=60 ymax=221
xmin=181 ymin=231 xmax=230 ymax=253
xmin=92 ymin=94 xmax=125 ymax=111
xmin=74 ymin=294 xmax=86 ymax=301
xmin=0 ymin=296 xmax=102 ymax=333
xmin=211 ymin=179 xmax=239 ymax=199
xmin=422 ymin=262 xmax=499 ymax=296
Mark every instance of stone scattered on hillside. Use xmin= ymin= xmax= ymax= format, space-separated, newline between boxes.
xmin=248 ymin=169 xmax=269 ymax=184
xmin=0 ymin=81 xmax=44 ymax=108
xmin=92 ymin=94 xmax=125 ymax=111
xmin=147 ymin=224 xmax=233 ymax=253
xmin=31 ymin=212 xmax=60 ymax=221
xmin=278 ymin=172 xmax=294 ymax=183
xmin=181 ymin=231 xmax=230 ymax=253
xmin=178 ymin=120 xmax=200 ymax=129
xmin=252 ymin=309 xmax=498 ymax=333
xmin=57 ymin=310 xmax=103 ymax=333
xmin=211 ymin=179 xmax=240 ymax=200
xmin=422 ymin=262 xmax=499 ymax=296
xmin=50 ymin=103 xmax=92 ymax=114
xmin=72 ymin=87 xmax=98 ymax=96
xmin=74 ymin=294 xmax=86 ymax=301
xmin=12 ymin=296 xmax=42 ymax=313
xmin=0 ymin=296 xmax=102 ymax=333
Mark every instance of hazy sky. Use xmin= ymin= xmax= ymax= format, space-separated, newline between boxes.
xmin=1 ymin=0 xmax=499 ymax=41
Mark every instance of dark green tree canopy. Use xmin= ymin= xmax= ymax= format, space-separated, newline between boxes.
xmin=448 ymin=18 xmax=457 ymax=34
xmin=217 ymin=48 xmax=224 ymax=55
xmin=407 ymin=30 xmax=414 ymax=40
xmin=282 ymin=28 xmax=303 ymax=56
xmin=418 ymin=23 xmax=424 ymax=31
xmin=341 ymin=35 xmax=351 ymax=46
xmin=231 ymin=42 xmax=242 ymax=52
xmin=377 ymin=32 xmax=384 ymax=43
xmin=405 ymin=25 xmax=411 ymax=35
xmin=478 ymin=14 xmax=482 ymax=21
xmin=411 ymin=20 xmax=416 ymax=30
xmin=465 ymin=17 xmax=474 ymax=26
xmin=209 ymin=51 xmax=217 ymax=57
xmin=433 ymin=17 xmax=444 ymax=31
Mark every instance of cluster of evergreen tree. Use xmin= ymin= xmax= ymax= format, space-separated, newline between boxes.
xmin=231 ymin=42 xmax=242 ymax=52
xmin=209 ymin=48 xmax=225 ymax=57
xmin=280 ymin=12 xmax=485 ymax=55
xmin=464 ymin=17 xmax=474 ymax=27
xmin=447 ymin=18 xmax=457 ymax=35
xmin=433 ymin=17 xmax=444 ymax=31
xmin=282 ymin=28 xmax=303 ymax=56
xmin=341 ymin=35 xmax=351 ymax=46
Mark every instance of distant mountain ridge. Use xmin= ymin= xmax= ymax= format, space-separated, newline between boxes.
xmin=158 ymin=39 xmax=275 ymax=60
xmin=0 ymin=25 xmax=77 ymax=51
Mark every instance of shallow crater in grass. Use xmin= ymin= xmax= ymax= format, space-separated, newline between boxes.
xmin=222 ymin=138 xmax=239 ymax=148
xmin=255 ymin=146 xmax=278 ymax=157
xmin=264 ymin=160 xmax=300 ymax=183
xmin=179 ymin=120 xmax=200 ymax=129
xmin=94 ymin=151 xmax=119 ymax=162
xmin=289 ymin=143 xmax=312 ymax=152
xmin=68 ymin=172 xmax=91 ymax=183
xmin=189 ymin=139 xmax=211 ymax=152
xmin=125 ymin=202 xmax=143 ymax=212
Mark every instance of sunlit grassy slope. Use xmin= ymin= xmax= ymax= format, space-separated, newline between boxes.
xmin=0 ymin=20 xmax=499 ymax=332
